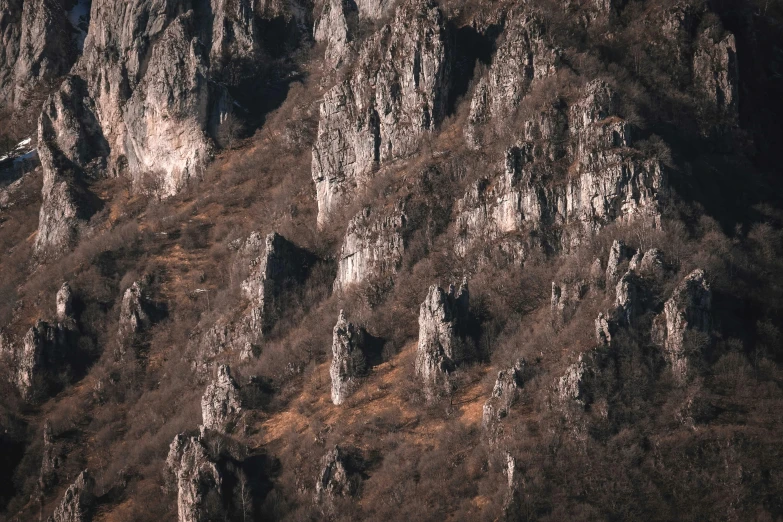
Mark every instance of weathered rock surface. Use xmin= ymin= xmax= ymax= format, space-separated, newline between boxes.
xmin=551 ymin=280 xmax=588 ymax=324
xmin=0 ymin=0 xmax=81 ymax=110
xmin=330 ymin=310 xmax=368 ymax=405
xmin=654 ymin=269 xmax=712 ymax=383
xmin=334 ymin=205 xmax=407 ymax=291
xmin=167 ymin=432 xmax=224 ymax=522
xmin=314 ymin=0 xmax=353 ymax=69
xmin=241 ymin=232 xmax=316 ymax=334
xmin=315 ymin=446 xmax=360 ymax=504
xmin=415 ymin=281 xmax=471 ymax=394
xmin=56 ymin=282 xmax=74 ymax=323
xmin=16 ymin=319 xmax=69 ymax=398
xmin=39 ymin=420 xmax=61 ymax=492
xmin=201 ymin=364 xmax=242 ymax=433
xmin=605 ymin=239 xmax=631 ymax=287
xmin=456 ymin=82 xmax=665 ymax=260
xmin=694 ymin=29 xmax=738 ymax=123
xmin=47 ymin=470 xmax=94 ymax=522
xmin=482 ymin=360 xmax=525 ymax=429
xmin=312 ymin=0 xmax=450 ymax=225
xmin=466 ymin=11 xmax=560 ymax=145
xmin=116 ymin=279 xmax=152 ymax=357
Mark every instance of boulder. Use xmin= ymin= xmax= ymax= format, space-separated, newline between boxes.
xmin=482 ymin=360 xmax=525 ymax=429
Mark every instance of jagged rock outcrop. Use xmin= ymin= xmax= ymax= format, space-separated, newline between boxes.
xmin=47 ymin=470 xmax=94 ymax=522
xmin=330 ymin=310 xmax=368 ymax=405
xmin=0 ymin=0 xmax=82 ymax=109
xmin=551 ymin=280 xmax=588 ymax=324
xmin=116 ymin=279 xmax=151 ymax=356
xmin=605 ymin=239 xmax=631 ymax=287
xmin=482 ymin=360 xmax=525 ymax=430
xmin=201 ymin=365 xmax=242 ymax=433
xmin=56 ymin=282 xmax=74 ymax=323
xmin=654 ymin=269 xmax=712 ymax=383
xmin=314 ymin=0 xmax=353 ymax=69
xmin=466 ymin=11 xmax=561 ymax=145
xmin=558 ymin=354 xmax=587 ymax=403
xmin=639 ymin=248 xmax=665 ymax=276
xmin=241 ymin=232 xmax=316 ymax=335
xmin=39 ymin=420 xmax=61 ymax=492
xmin=354 ymin=0 xmax=393 ymax=19
xmin=693 ymin=28 xmax=738 ymax=123
xmin=315 ymin=446 xmax=360 ymax=504
xmin=334 ymin=205 xmax=407 ymax=291
xmin=312 ymin=0 xmax=450 ymax=225
xmin=34 ymin=0 xmax=302 ymax=255
xmin=16 ymin=319 xmax=69 ymax=399
xmin=167 ymin=432 xmax=225 ymax=522
xmin=456 ymin=81 xmax=666 ymax=260
xmin=415 ymin=281 xmax=471 ymax=395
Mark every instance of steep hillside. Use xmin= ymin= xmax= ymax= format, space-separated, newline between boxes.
xmin=1 ymin=0 xmax=783 ymax=520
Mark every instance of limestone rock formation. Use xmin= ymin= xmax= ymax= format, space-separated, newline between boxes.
xmin=56 ymin=282 xmax=74 ymax=323
xmin=654 ymin=269 xmax=712 ymax=383
xmin=334 ymin=205 xmax=407 ymax=291
xmin=466 ymin=11 xmax=561 ymax=145
xmin=639 ymin=248 xmax=665 ymax=276
xmin=315 ymin=446 xmax=359 ymax=504
xmin=482 ymin=360 xmax=525 ymax=429
xmin=39 ymin=420 xmax=61 ymax=492
xmin=117 ymin=280 xmax=151 ymax=356
xmin=314 ymin=0 xmax=353 ymax=69
xmin=201 ymin=365 xmax=242 ymax=433
xmin=694 ymin=29 xmax=738 ymax=123
xmin=312 ymin=0 xmax=450 ymax=225
xmin=415 ymin=281 xmax=471 ymax=394
xmin=354 ymin=0 xmax=393 ymax=19
xmin=558 ymin=354 xmax=587 ymax=403
xmin=241 ymin=232 xmax=316 ymax=334
xmin=605 ymin=240 xmax=631 ymax=288
xmin=330 ymin=310 xmax=368 ymax=405
xmin=47 ymin=470 xmax=94 ymax=522
xmin=551 ymin=280 xmax=588 ymax=324
xmin=167 ymin=432 xmax=224 ymax=522
xmin=16 ymin=319 xmax=69 ymax=399
xmin=456 ymin=82 xmax=666 ymax=260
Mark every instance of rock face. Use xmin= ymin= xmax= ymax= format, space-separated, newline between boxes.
xmin=167 ymin=432 xmax=224 ymax=522
xmin=466 ymin=11 xmax=560 ymax=145
xmin=47 ymin=470 xmax=94 ymax=522
xmin=241 ymin=232 xmax=316 ymax=335
xmin=314 ymin=0 xmax=353 ymax=69
xmin=693 ymin=29 xmax=738 ymax=123
xmin=33 ymin=0 xmax=299 ymax=256
xmin=456 ymin=81 xmax=666 ymax=260
xmin=201 ymin=365 xmax=242 ymax=433
xmin=0 ymin=0 xmax=81 ymax=109
xmin=117 ymin=280 xmax=151 ymax=355
xmin=551 ymin=280 xmax=588 ymax=324
xmin=334 ymin=205 xmax=407 ymax=291
xmin=56 ymin=282 xmax=74 ymax=323
xmin=311 ymin=0 xmax=450 ymax=225
xmin=330 ymin=310 xmax=368 ymax=405
xmin=16 ymin=319 xmax=69 ymax=399
xmin=654 ymin=269 xmax=712 ymax=383
xmin=39 ymin=420 xmax=61 ymax=492
xmin=482 ymin=360 xmax=525 ymax=430
xmin=415 ymin=281 xmax=471 ymax=395
xmin=314 ymin=446 xmax=359 ymax=504
xmin=605 ymin=239 xmax=631 ymax=287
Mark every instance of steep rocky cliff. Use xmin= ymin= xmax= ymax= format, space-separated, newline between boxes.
xmin=201 ymin=364 xmax=242 ymax=432
xmin=312 ymin=0 xmax=450 ymax=225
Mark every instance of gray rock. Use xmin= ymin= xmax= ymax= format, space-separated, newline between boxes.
xmin=482 ymin=360 xmax=525 ymax=429
xmin=330 ymin=310 xmax=368 ymax=405
xmin=201 ymin=365 xmax=242 ymax=433
xmin=16 ymin=319 xmax=68 ymax=399
xmin=39 ymin=420 xmax=61 ymax=492
xmin=415 ymin=280 xmax=470 ymax=395
xmin=56 ymin=283 xmax=74 ymax=323
xmin=47 ymin=470 xmax=94 ymax=522
xmin=117 ymin=280 xmax=151 ymax=356
xmin=167 ymin=432 xmax=224 ymax=522
xmin=312 ymin=0 xmax=450 ymax=225
xmin=241 ymin=232 xmax=316 ymax=335
xmin=655 ymin=269 xmax=712 ymax=384
xmin=334 ymin=205 xmax=407 ymax=292
xmin=694 ymin=29 xmax=738 ymax=123
xmin=551 ymin=280 xmax=588 ymax=324
xmin=315 ymin=446 xmax=359 ymax=504
xmin=605 ymin=239 xmax=631 ymax=287
xmin=639 ymin=248 xmax=665 ymax=276
xmin=314 ymin=0 xmax=353 ymax=69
